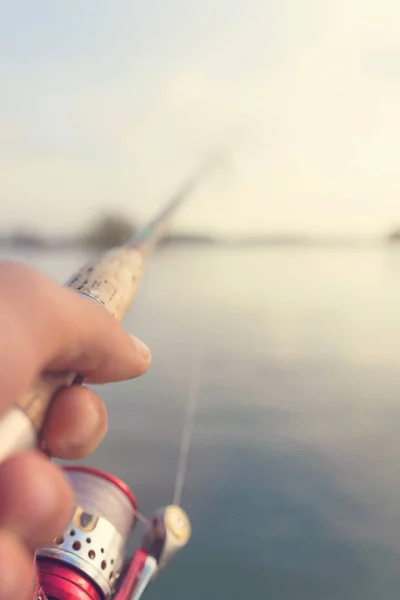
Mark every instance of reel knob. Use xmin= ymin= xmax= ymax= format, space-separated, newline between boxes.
xmin=142 ymin=505 xmax=191 ymax=572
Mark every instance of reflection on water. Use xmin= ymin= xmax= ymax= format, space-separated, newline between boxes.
xmin=3 ymin=245 xmax=400 ymax=599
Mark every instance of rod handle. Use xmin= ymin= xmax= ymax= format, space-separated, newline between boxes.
xmin=0 ymin=247 xmax=144 ymax=460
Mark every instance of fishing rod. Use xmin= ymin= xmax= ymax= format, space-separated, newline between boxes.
xmin=0 ymin=154 xmax=222 ymax=465
xmin=0 ymin=154 xmax=220 ymax=600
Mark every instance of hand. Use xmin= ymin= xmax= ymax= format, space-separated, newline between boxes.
xmin=0 ymin=261 xmax=152 ymax=599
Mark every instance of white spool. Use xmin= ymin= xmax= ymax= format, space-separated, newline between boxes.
xmin=64 ymin=467 xmax=137 ymax=539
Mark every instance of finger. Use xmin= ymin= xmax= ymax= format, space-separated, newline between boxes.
xmin=42 ymin=385 xmax=108 ymax=459
xmin=66 ymin=332 xmax=151 ymax=384
xmin=0 ymin=452 xmax=73 ymax=548
xmin=0 ymin=261 xmax=151 ymax=414
xmin=0 ymin=530 xmax=33 ymax=600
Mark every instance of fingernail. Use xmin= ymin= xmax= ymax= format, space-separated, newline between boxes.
xmin=130 ymin=335 xmax=152 ymax=362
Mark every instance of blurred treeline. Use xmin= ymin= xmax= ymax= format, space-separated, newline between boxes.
xmin=0 ymin=213 xmax=137 ymax=250
xmin=1 ymin=213 xmax=400 ymax=250
xmin=82 ymin=214 xmax=136 ymax=248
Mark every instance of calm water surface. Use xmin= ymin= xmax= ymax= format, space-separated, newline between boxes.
xmin=3 ymin=245 xmax=400 ymax=599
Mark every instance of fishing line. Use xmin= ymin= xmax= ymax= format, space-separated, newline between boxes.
xmin=133 ymin=508 xmax=150 ymax=527
xmin=173 ymin=336 xmax=204 ymax=506
xmin=130 ymin=337 xmax=203 ymax=526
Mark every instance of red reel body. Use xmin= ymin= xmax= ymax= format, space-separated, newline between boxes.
xmin=33 ymin=466 xmax=144 ymax=600
xmin=33 ymin=465 xmax=191 ymax=600
xmin=35 ymin=560 xmax=101 ymax=600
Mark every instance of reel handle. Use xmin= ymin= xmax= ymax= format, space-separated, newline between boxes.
xmin=0 ymin=247 xmax=144 ymax=464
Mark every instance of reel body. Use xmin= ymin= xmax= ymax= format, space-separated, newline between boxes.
xmin=33 ymin=466 xmax=191 ymax=600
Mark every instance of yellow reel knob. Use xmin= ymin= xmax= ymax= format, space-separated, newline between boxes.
xmin=164 ymin=506 xmax=191 ymax=545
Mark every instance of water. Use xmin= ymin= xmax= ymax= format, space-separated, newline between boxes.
xmin=3 ymin=244 xmax=400 ymax=599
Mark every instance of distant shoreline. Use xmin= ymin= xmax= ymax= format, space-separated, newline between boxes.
xmin=0 ymin=233 xmax=399 ymax=251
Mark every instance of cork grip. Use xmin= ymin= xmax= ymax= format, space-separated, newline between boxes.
xmin=15 ymin=247 xmax=144 ymax=433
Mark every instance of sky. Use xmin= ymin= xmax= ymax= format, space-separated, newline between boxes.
xmin=0 ymin=0 xmax=400 ymax=236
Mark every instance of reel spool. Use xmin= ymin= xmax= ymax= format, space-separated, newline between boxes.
xmin=36 ymin=466 xmax=139 ymax=600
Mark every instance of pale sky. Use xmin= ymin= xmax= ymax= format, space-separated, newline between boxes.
xmin=1 ymin=0 xmax=400 ymax=236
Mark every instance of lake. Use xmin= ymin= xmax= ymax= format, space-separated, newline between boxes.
xmin=3 ymin=244 xmax=400 ymax=600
